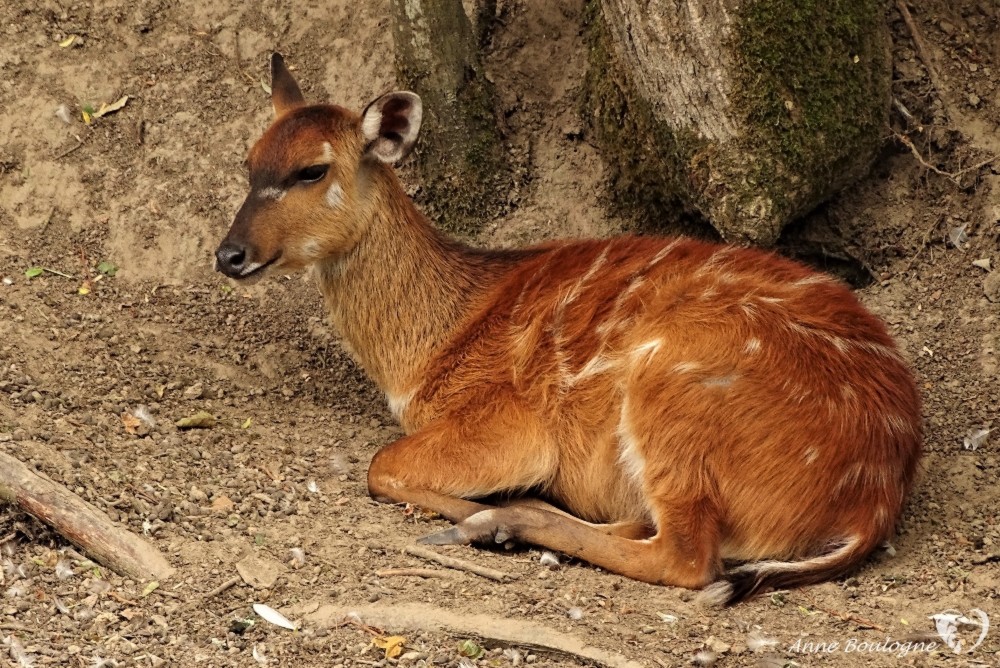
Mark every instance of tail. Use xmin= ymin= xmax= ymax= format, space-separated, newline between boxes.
xmin=698 ymin=534 xmax=880 ymax=607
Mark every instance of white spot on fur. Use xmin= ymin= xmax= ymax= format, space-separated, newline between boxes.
xmin=386 ymin=390 xmax=414 ymax=422
xmin=672 ymin=361 xmax=701 ymax=374
xmin=702 ymin=374 xmax=736 ymax=388
xmin=743 ymin=338 xmax=761 ymax=355
xmin=804 ymin=447 xmax=819 ymax=465
xmin=739 ymin=300 xmax=759 ymax=320
xmin=630 ymin=339 xmax=663 ymax=363
xmin=616 ymin=398 xmax=646 ymax=482
xmin=258 ymin=187 xmax=286 ymax=201
xmin=320 ymin=142 xmax=333 ymax=162
xmin=566 ymin=355 xmax=617 ymax=386
xmin=695 ymin=246 xmax=737 ymax=276
xmin=854 ymin=340 xmax=905 ymax=363
xmin=793 ymin=274 xmax=836 ymax=287
xmin=885 ymin=413 xmax=915 ymax=437
xmin=649 ymin=238 xmax=681 ymax=268
xmin=326 ymin=181 xmax=344 ymax=209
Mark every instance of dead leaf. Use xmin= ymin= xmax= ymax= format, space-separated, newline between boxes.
xmin=372 ymin=635 xmax=406 ymax=659
xmin=59 ymin=35 xmax=77 ymax=48
xmin=121 ymin=412 xmax=143 ymax=435
xmin=93 ymin=95 xmax=129 ymax=119
xmin=175 ymin=411 xmax=215 ymax=429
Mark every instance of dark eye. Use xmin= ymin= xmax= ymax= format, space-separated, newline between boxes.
xmin=296 ymin=164 xmax=328 ymax=183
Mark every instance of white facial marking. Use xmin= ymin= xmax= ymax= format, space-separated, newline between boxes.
xmin=258 ymin=187 xmax=286 ymax=201
xmin=320 ymin=142 xmax=333 ymax=162
xmin=239 ymin=261 xmax=264 ymax=277
xmin=326 ymin=181 xmax=344 ymax=209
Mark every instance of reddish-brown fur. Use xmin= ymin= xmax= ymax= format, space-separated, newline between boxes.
xmin=215 ymin=55 xmax=922 ymax=604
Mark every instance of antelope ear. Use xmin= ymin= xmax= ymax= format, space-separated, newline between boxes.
xmin=270 ymin=53 xmax=305 ymax=117
xmin=360 ymin=91 xmax=423 ymax=164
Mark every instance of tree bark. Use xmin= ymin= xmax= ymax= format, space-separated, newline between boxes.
xmin=390 ymin=0 xmax=508 ymax=235
xmin=584 ymin=0 xmax=891 ymax=245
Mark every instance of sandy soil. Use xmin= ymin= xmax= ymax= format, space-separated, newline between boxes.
xmin=0 ymin=0 xmax=998 ymax=666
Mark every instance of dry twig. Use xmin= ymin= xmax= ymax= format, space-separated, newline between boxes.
xmin=403 ymin=544 xmax=513 ymax=582
xmin=375 ymin=567 xmax=454 ymax=579
xmin=894 ymin=132 xmax=1000 ymax=186
xmin=801 ymin=596 xmax=886 ymax=632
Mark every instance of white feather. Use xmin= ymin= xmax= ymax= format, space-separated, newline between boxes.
xmin=253 ymin=603 xmax=297 ymax=630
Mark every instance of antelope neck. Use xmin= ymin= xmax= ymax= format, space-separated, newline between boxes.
xmin=315 ymin=168 xmax=505 ymax=395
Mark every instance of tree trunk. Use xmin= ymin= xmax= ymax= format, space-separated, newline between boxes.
xmin=583 ymin=0 xmax=891 ymax=245
xmin=390 ymin=0 xmax=508 ymax=235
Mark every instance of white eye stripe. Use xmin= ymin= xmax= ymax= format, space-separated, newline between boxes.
xmin=258 ymin=187 xmax=286 ymax=201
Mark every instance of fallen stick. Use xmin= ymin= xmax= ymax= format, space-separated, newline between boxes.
xmin=403 ymin=544 xmax=513 ymax=582
xmin=304 ymin=602 xmax=643 ymax=668
xmin=801 ymin=596 xmax=886 ymax=632
xmin=375 ymin=567 xmax=454 ymax=579
xmin=0 ymin=451 xmax=174 ymax=583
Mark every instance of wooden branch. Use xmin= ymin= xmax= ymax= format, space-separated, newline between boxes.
xmin=403 ymin=544 xmax=513 ymax=582
xmin=304 ymin=602 xmax=643 ymax=668
xmin=375 ymin=567 xmax=454 ymax=579
xmin=0 ymin=451 xmax=174 ymax=582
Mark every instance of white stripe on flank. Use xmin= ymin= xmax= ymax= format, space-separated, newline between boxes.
xmin=616 ymin=397 xmax=646 ymax=483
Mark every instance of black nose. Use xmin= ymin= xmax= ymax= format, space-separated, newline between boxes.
xmin=216 ymin=242 xmax=248 ymax=277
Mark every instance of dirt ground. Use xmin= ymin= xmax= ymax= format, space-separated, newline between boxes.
xmin=0 ymin=0 xmax=998 ymax=666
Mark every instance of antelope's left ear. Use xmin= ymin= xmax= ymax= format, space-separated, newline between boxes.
xmin=360 ymin=92 xmax=423 ymax=164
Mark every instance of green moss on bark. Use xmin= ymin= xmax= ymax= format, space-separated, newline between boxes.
xmin=582 ymin=0 xmax=890 ymax=244
xmin=581 ymin=1 xmax=711 ymax=236
xmin=729 ymin=0 xmax=890 ymax=224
